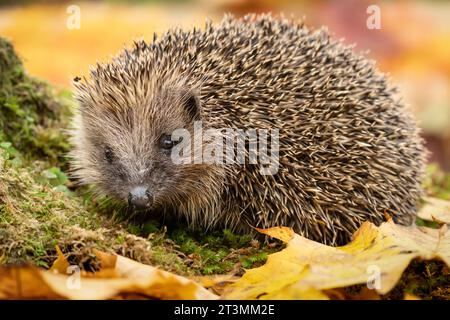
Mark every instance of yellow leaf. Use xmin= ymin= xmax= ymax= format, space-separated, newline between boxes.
xmin=224 ymin=220 xmax=450 ymax=299
xmin=254 ymin=226 xmax=295 ymax=243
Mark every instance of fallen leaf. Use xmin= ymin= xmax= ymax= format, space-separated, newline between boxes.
xmin=93 ymin=249 xmax=117 ymax=269
xmin=404 ymin=293 xmax=421 ymax=300
xmin=0 ymin=267 xmax=64 ymax=299
xmin=255 ymin=226 xmax=294 ymax=243
xmin=0 ymin=251 xmax=218 ymax=300
xmin=49 ymin=245 xmax=70 ymax=274
xmin=223 ymin=220 xmax=450 ymax=299
xmin=192 ymin=275 xmax=239 ymax=296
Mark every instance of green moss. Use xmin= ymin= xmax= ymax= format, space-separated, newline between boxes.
xmin=105 ymin=211 xmax=276 ymax=275
xmin=0 ymin=151 xmax=189 ymax=273
xmin=0 ymin=37 xmax=71 ymax=167
xmin=167 ymin=228 xmax=276 ymax=275
xmin=241 ymin=252 xmax=268 ymax=269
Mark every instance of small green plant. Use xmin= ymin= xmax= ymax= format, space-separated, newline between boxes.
xmin=415 ymin=217 xmax=442 ymax=229
xmin=39 ymin=167 xmax=70 ymax=194
xmin=0 ymin=141 xmax=22 ymax=166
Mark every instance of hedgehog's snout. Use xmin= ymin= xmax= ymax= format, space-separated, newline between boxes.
xmin=128 ymin=186 xmax=153 ymax=210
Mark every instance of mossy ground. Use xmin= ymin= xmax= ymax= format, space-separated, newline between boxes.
xmin=0 ymin=37 xmax=448 ymax=297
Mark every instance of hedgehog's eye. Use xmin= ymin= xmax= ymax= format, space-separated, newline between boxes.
xmin=104 ymin=147 xmax=114 ymax=164
xmin=160 ymin=134 xmax=183 ymax=151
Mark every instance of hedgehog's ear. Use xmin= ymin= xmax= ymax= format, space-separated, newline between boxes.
xmin=182 ymin=90 xmax=201 ymax=120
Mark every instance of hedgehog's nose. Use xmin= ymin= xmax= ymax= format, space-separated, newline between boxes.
xmin=128 ymin=186 xmax=152 ymax=210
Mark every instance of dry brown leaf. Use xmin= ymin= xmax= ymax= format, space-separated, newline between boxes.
xmin=0 ymin=251 xmax=218 ymax=300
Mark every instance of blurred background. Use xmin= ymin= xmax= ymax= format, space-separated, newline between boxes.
xmin=0 ymin=0 xmax=449 ymax=171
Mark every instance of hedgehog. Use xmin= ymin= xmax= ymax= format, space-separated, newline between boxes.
xmin=69 ymin=14 xmax=426 ymax=245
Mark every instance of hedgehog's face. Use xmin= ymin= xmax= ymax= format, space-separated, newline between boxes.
xmin=71 ymin=83 xmax=218 ymax=213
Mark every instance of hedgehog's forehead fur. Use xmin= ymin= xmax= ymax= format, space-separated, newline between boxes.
xmin=76 ymin=55 xmax=197 ymax=126
xmin=76 ymin=69 xmax=194 ymax=151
